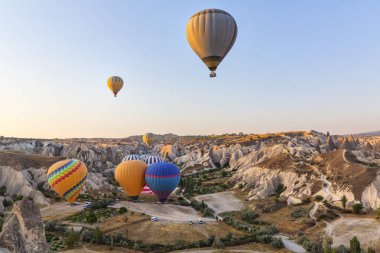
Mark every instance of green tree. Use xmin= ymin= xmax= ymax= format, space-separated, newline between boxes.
xmin=341 ymin=195 xmax=347 ymax=209
xmin=65 ymin=230 xmax=80 ymax=249
xmin=118 ymin=207 xmax=127 ymax=214
xmin=352 ymin=203 xmax=363 ymax=214
xmin=368 ymin=247 xmax=376 ymax=253
xmin=324 ymin=236 xmax=333 ymax=253
xmin=86 ymin=210 xmax=97 ymax=223
xmin=183 ymin=176 xmax=195 ymax=194
xmin=95 ymin=226 xmax=103 ymax=244
xmin=350 ymin=236 xmax=361 ymax=253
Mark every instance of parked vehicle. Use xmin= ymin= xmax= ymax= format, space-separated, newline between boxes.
xmin=83 ymin=202 xmax=91 ymax=209
xmin=188 ymin=220 xmax=193 ymax=225
xmin=151 ymin=217 xmax=158 ymax=222
xmin=197 ymin=218 xmax=203 ymax=224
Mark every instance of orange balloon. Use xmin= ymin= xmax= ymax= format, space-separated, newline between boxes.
xmin=114 ymin=160 xmax=147 ymax=199
xmin=47 ymin=159 xmax=88 ymax=203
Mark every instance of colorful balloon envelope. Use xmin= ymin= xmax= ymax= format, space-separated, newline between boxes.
xmin=114 ymin=160 xmax=147 ymax=200
xmin=47 ymin=159 xmax=88 ymax=203
xmin=145 ymin=162 xmax=181 ymax=202
xmin=186 ymin=9 xmax=238 ymax=77
xmin=107 ymin=76 xmax=124 ymax=97
xmin=143 ymin=133 xmax=155 ymax=147
xmin=122 ymin=154 xmax=142 ymax=162
xmin=144 ymin=155 xmax=163 ymax=165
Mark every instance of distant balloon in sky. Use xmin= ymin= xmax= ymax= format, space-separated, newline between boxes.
xmin=114 ymin=160 xmax=147 ymax=200
xmin=186 ymin=9 xmax=238 ymax=78
xmin=143 ymin=133 xmax=155 ymax=147
xmin=107 ymin=76 xmax=124 ymax=97
xmin=47 ymin=159 xmax=88 ymax=203
xmin=145 ymin=162 xmax=181 ymax=202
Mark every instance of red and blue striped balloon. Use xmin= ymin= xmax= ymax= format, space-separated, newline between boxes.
xmin=145 ymin=162 xmax=181 ymax=202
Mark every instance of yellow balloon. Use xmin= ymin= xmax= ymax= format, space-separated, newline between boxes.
xmin=143 ymin=133 xmax=155 ymax=147
xmin=107 ymin=76 xmax=124 ymax=97
xmin=186 ymin=9 xmax=238 ymax=77
xmin=114 ymin=160 xmax=147 ymax=199
xmin=47 ymin=159 xmax=88 ymax=203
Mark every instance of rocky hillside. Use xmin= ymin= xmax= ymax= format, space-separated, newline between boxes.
xmin=0 ymin=199 xmax=50 ymax=253
xmin=0 ymin=131 xmax=380 ymax=210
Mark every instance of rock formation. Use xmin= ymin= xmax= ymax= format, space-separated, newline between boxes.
xmin=0 ymin=199 xmax=50 ymax=253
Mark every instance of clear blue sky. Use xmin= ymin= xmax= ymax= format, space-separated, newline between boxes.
xmin=0 ymin=1 xmax=379 ymax=138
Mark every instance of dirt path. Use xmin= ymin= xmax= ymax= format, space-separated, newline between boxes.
xmin=194 ymin=191 xmax=244 ymax=215
xmin=112 ymin=201 xmax=215 ymax=223
xmin=308 ymin=165 xmax=342 ymax=224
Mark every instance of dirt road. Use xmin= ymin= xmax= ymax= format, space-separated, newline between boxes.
xmin=194 ymin=191 xmax=244 ymax=215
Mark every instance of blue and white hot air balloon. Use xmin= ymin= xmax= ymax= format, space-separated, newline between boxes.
xmin=122 ymin=154 xmax=142 ymax=162
xmin=144 ymin=155 xmax=163 ymax=165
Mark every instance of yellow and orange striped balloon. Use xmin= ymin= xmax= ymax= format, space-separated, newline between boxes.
xmin=114 ymin=160 xmax=147 ymax=200
xmin=47 ymin=159 xmax=88 ymax=203
xmin=107 ymin=76 xmax=124 ymax=97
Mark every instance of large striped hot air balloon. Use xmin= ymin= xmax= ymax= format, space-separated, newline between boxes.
xmin=144 ymin=155 xmax=163 ymax=165
xmin=47 ymin=159 xmax=88 ymax=203
xmin=107 ymin=76 xmax=124 ymax=97
xmin=145 ymin=162 xmax=181 ymax=202
xmin=186 ymin=9 xmax=238 ymax=77
xmin=122 ymin=154 xmax=141 ymax=162
xmin=114 ymin=160 xmax=147 ymax=200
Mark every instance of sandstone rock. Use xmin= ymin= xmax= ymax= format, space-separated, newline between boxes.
xmin=0 ymin=199 xmax=50 ymax=253
xmin=287 ymin=196 xmax=302 ymax=205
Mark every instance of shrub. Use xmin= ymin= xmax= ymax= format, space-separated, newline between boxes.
xmin=179 ymin=200 xmax=190 ymax=206
xmin=118 ymin=207 xmax=127 ymax=214
xmin=350 ymin=236 xmax=361 ymax=253
xmin=90 ymin=198 xmax=112 ymax=210
xmin=87 ymin=211 xmax=97 ymax=224
xmin=13 ymin=195 xmax=23 ymax=201
xmin=270 ymin=237 xmax=284 ymax=248
xmin=315 ymin=195 xmax=323 ymax=202
xmin=241 ymin=210 xmax=259 ymax=223
xmin=65 ymin=230 xmax=80 ymax=249
xmin=212 ymin=238 xmax=225 ymax=249
xmin=341 ymin=195 xmax=347 ymax=209
xmin=80 ymin=229 xmax=94 ymax=242
xmin=352 ymin=203 xmax=363 ymax=214
xmin=336 ymin=245 xmax=350 ymax=253
xmin=0 ymin=186 xmax=6 ymax=196
xmin=291 ymin=208 xmax=307 ymax=219
xmin=95 ymin=226 xmax=103 ymax=244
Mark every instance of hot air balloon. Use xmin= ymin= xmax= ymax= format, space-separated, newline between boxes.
xmin=47 ymin=159 xmax=88 ymax=203
xmin=143 ymin=155 xmax=162 ymax=193
xmin=114 ymin=160 xmax=147 ymax=200
xmin=144 ymin=155 xmax=163 ymax=165
xmin=122 ymin=154 xmax=142 ymax=162
xmin=145 ymin=162 xmax=181 ymax=202
xmin=186 ymin=9 xmax=238 ymax=77
xmin=107 ymin=76 xmax=124 ymax=97
xmin=143 ymin=133 xmax=155 ymax=147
